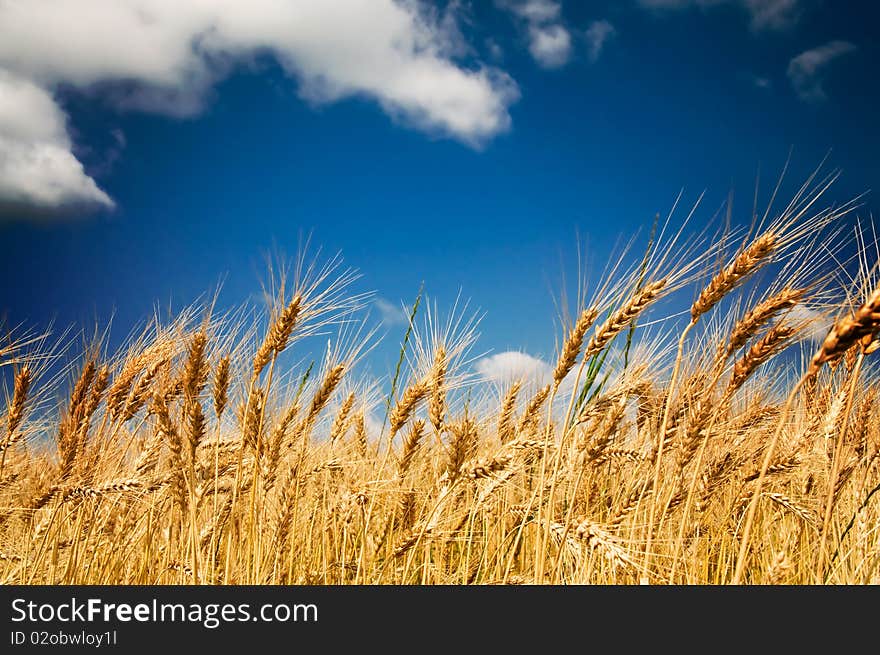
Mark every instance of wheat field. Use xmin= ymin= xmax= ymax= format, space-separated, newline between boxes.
xmin=2 ymin=175 xmax=880 ymax=585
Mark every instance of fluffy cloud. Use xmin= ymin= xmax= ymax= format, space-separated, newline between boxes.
xmin=638 ymin=0 xmax=805 ymax=31
xmin=787 ymin=40 xmax=856 ymax=102
xmin=475 ymin=351 xmax=552 ymax=386
xmin=527 ymin=24 xmax=572 ymax=69
xmin=584 ymin=20 xmax=616 ymax=63
xmin=499 ymin=1 xmax=572 ymax=69
xmin=0 ymin=0 xmax=519 ymax=215
xmin=0 ymin=70 xmax=113 ymax=213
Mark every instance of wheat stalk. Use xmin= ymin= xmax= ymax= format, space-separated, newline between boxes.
xmin=554 ymin=306 xmax=599 ymax=388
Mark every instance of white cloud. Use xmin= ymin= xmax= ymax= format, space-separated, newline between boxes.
xmin=0 ymin=0 xmax=519 ymax=215
xmin=364 ymin=411 xmax=384 ymax=442
xmin=503 ymin=0 xmax=562 ymax=23
xmin=785 ymin=305 xmax=833 ymax=344
xmin=638 ymin=0 xmax=805 ymax=31
xmin=787 ymin=40 xmax=856 ymax=102
xmin=374 ymin=298 xmax=409 ymax=327
xmin=584 ymin=20 xmax=616 ymax=63
xmin=475 ymin=351 xmax=552 ymax=386
xmin=527 ymin=24 xmax=572 ymax=69
xmin=0 ymin=70 xmax=113 ymax=213
xmin=499 ymin=1 xmax=572 ymax=69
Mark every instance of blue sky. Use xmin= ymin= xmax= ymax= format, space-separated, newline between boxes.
xmin=0 ymin=0 xmax=878 ymax=380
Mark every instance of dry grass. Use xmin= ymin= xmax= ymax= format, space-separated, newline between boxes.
xmin=2 ymin=180 xmax=880 ymax=585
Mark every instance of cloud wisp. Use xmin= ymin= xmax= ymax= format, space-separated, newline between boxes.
xmin=584 ymin=20 xmax=617 ymax=63
xmin=787 ymin=40 xmax=857 ymax=102
xmin=638 ymin=0 xmax=806 ymax=32
xmin=0 ymin=0 xmax=520 ymax=216
xmin=374 ymin=298 xmax=410 ymax=328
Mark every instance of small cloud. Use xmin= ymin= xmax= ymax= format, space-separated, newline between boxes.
xmin=751 ymin=75 xmax=772 ymax=89
xmin=110 ymin=128 xmax=126 ymax=149
xmin=787 ymin=40 xmax=856 ymax=102
xmin=374 ymin=298 xmax=409 ymax=327
xmin=503 ymin=0 xmax=562 ymax=23
xmin=785 ymin=304 xmax=832 ymax=344
xmin=364 ymin=412 xmax=384 ymax=441
xmin=745 ymin=0 xmax=803 ymax=31
xmin=528 ymin=24 xmax=572 ymax=68
xmin=475 ymin=351 xmax=552 ymax=386
xmin=637 ymin=0 xmax=805 ymax=32
xmin=498 ymin=0 xmax=572 ymax=69
xmin=486 ymin=38 xmax=505 ymax=62
xmin=584 ymin=20 xmax=616 ymax=63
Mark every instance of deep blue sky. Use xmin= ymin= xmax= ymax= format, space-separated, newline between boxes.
xmin=1 ymin=1 xmax=878 ymax=377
